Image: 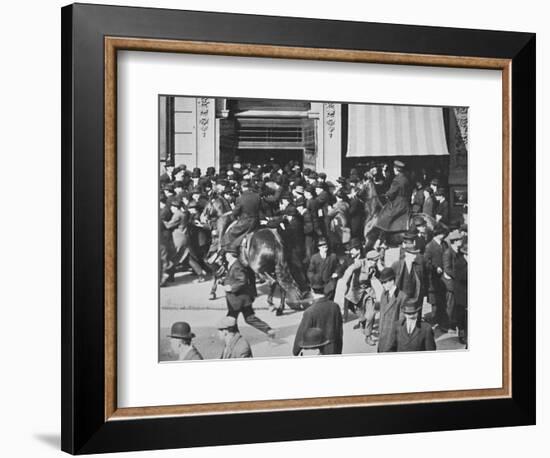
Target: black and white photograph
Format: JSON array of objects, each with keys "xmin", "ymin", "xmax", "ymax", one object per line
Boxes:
[{"xmin": 158, "ymin": 96, "xmax": 469, "ymax": 361}]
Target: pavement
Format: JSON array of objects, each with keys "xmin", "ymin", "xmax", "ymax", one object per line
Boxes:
[{"xmin": 160, "ymin": 269, "xmax": 466, "ymax": 361}]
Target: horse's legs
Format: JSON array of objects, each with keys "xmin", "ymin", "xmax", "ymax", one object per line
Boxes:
[
  {"xmin": 209, "ymin": 274, "xmax": 218, "ymax": 300},
  {"xmin": 267, "ymin": 282, "xmax": 276, "ymax": 308},
  {"xmin": 276, "ymin": 288, "xmax": 285, "ymax": 316}
]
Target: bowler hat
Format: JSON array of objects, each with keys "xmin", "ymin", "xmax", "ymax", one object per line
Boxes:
[
  {"xmin": 447, "ymin": 229, "xmax": 464, "ymax": 242},
  {"xmin": 318, "ymin": 238, "xmax": 328, "ymax": 247},
  {"xmin": 366, "ymin": 250, "xmax": 380, "ymax": 261},
  {"xmin": 380, "ymin": 267, "xmax": 395, "ymax": 283},
  {"xmin": 217, "ymin": 316, "xmax": 237, "ymax": 330},
  {"xmin": 300, "ymin": 327, "xmax": 330, "ymax": 349},
  {"xmin": 168, "ymin": 321, "xmax": 195, "ymax": 339},
  {"xmin": 430, "ymin": 178, "xmax": 440, "ymax": 186},
  {"xmin": 402, "ymin": 299, "xmax": 421, "ymax": 314},
  {"xmin": 402, "ymin": 230, "xmax": 418, "ymax": 241}
]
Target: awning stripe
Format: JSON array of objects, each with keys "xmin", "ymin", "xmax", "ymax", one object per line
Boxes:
[{"xmin": 347, "ymin": 104, "xmax": 449, "ymax": 157}]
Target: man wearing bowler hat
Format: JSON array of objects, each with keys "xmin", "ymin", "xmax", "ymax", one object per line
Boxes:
[
  {"xmin": 307, "ymin": 238, "xmax": 340, "ymax": 300},
  {"xmin": 376, "ymin": 160, "xmax": 411, "ymax": 233},
  {"xmin": 392, "ymin": 236, "xmax": 427, "ymax": 310},
  {"xmin": 387, "ymin": 298, "xmax": 436, "ymax": 352},
  {"xmin": 442, "ymin": 229, "xmax": 465, "ymax": 334},
  {"xmin": 217, "ymin": 316, "xmax": 252, "ymax": 359},
  {"xmin": 424, "ymin": 223, "xmax": 449, "ymax": 328},
  {"xmin": 377, "ymin": 267, "xmax": 409, "ymax": 353},
  {"xmin": 168, "ymin": 321, "xmax": 203, "ymax": 360},
  {"xmin": 222, "ymin": 244, "xmax": 276, "ymax": 339}
]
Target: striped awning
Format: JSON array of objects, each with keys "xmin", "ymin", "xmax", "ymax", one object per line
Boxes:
[{"xmin": 347, "ymin": 104, "xmax": 449, "ymax": 157}]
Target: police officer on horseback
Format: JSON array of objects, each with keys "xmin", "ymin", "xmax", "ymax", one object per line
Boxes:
[{"xmin": 375, "ymin": 160, "xmax": 411, "ymax": 233}]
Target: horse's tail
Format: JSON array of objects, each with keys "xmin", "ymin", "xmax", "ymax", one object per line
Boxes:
[{"xmin": 270, "ymin": 230, "xmax": 303, "ymax": 304}]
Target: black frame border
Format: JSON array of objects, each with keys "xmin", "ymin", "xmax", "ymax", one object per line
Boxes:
[{"xmin": 61, "ymin": 3, "xmax": 535, "ymax": 454}]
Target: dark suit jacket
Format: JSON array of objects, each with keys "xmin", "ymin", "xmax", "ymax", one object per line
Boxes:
[
  {"xmin": 391, "ymin": 256, "xmax": 427, "ymax": 303},
  {"xmin": 454, "ymin": 254, "xmax": 468, "ymax": 306},
  {"xmin": 442, "ymin": 247, "xmax": 460, "ymax": 292},
  {"xmin": 233, "ymin": 190, "xmax": 261, "ymax": 218},
  {"xmin": 377, "ymin": 289, "xmax": 408, "ymax": 352},
  {"xmin": 388, "ymin": 317, "xmax": 436, "ymax": 352},
  {"xmin": 424, "ymin": 239, "xmax": 447, "ymax": 301},
  {"xmin": 293, "ymin": 298, "xmax": 343, "ymax": 355},
  {"xmin": 224, "ymin": 260, "xmax": 257, "ymax": 311},
  {"xmin": 436, "ymin": 199, "xmax": 450, "ymax": 225},
  {"xmin": 307, "ymin": 253, "xmax": 339, "ymax": 292},
  {"xmin": 348, "ymin": 196, "xmax": 365, "ymax": 237},
  {"xmin": 220, "ymin": 333, "xmax": 253, "ymax": 359}
]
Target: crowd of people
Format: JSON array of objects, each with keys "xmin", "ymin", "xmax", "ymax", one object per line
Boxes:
[{"xmin": 159, "ymin": 156, "xmax": 468, "ymax": 360}]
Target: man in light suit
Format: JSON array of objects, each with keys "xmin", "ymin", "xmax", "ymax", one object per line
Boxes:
[{"xmin": 217, "ymin": 316, "xmax": 252, "ymax": 359}]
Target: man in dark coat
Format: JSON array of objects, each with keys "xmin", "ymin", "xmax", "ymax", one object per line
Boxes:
[
  {"xmin": 377, "ymin": 268, "xmax": 409, "ymax": 353},
  {"xmin": 159, "ymin": 195, "xmax": 175, "ymax": 286},
  {"xmin": 376, "ymin": 160, "xmax": 411, "ymax": 232},
  {"xmin": 223, "ymin": 245, "xmax": 275, "ymax": 338},
  {"xmin": 296, "ymin": 197, "xmax": 316, "ymax": 266},
  {"xmin": 392, "ymin": 244, "xmax": 427, "ymax": 309},
  {"xmin": 348, "ymin": 186, "xmax": 365, "ymax": 239},
  {"xmin": 387, "ymin": 299, "xmax": 436, "ymax": 352},
  {"xmin": 455, "ymin": 242, "xmax": 468, "ymax": 345},
  {"xmin": 292, "ymin": 292, "xmax": 343, "ymax": 356},
  {"xmin": 222, "ymin": 180, "xmax": 261, "ymax": 250},
  {"xmin": 282, "ymin": 205, "xmax": 308, "ymax": 290},
  {"xmin": 424, "ymin": 224, "xmax": 448, "ymax": 327},
  {"xmin": 307, "ymin": 238, "xmax": 340, "ymax": 300},
  {"xmin": 435, "ymin": 187, "xmax": 450, "ymax": 225},
  {"xmin": 442, "ymin": 230, "xmax": 465, "ymax": 333}
]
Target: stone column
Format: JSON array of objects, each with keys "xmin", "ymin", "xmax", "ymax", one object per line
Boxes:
[
  {"xmin": 195, "ymin": 98, "xmax": 216, "ymax": 171},
  {"xmin": 319, "ymin": 102, "xmax": 342, "ymax": 179}
]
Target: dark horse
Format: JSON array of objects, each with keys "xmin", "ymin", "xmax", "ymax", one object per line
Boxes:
[
  {"xmin": 360, "ymin": 176, "xmax": 436, "ymax": 250},
  {"xmin": 201, "ymin": 198, "xmax": 310, "ymax": 308}
]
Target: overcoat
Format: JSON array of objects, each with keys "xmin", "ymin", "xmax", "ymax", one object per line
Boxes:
[
  {"xmin": 348, "ymin": 196, "xmax": 365, "ymax": 238},
  {"xmin": 388, "ymin": 317, "xmax": 436, "ymax": 352},
  {"xmin": 391, "ymin": 256, "xmax": 427, "ymax": 303},
  {"xmin": 377, "ymin": 288, "xmax": 409, "ymax": 352},
  {"xmin": 376, "ymin": 173, "xmax": 411, "ymax": 232},
  {"xmin": 424, "ymin": 239, "xmax": 447, "ymax": 303},
  {"xmin": 307, "ymin": 252, "xmax": 339, "ymax": 292},
  {"xmin": 292, "ymin": 297, "xmax": 343, "ymax": 356}
]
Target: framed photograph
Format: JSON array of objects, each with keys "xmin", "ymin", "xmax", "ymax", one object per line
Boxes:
[{"xmin": 61, "ymin": 3, "xmax": 536, "ymax": 454}]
